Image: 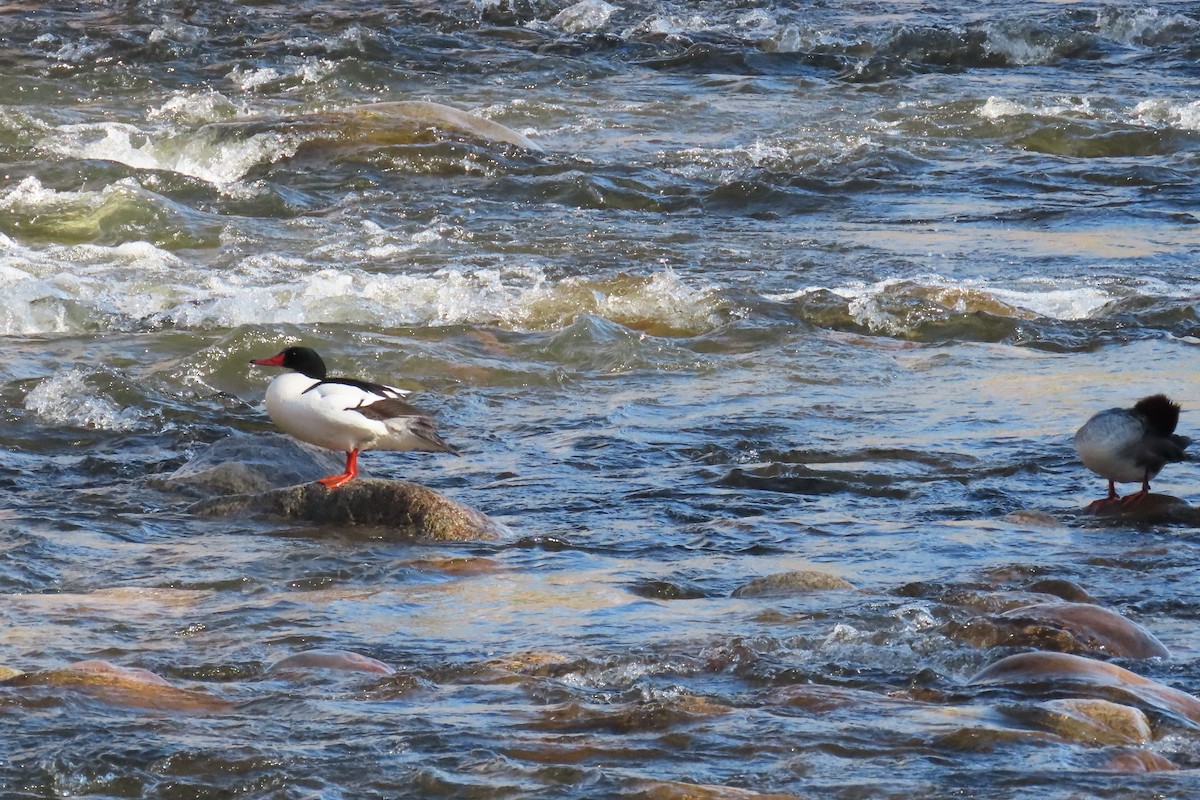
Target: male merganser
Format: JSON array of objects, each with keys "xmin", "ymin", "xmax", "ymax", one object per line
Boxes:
[
  {"xmin": 250, "ymin": 346, "xmax": 459, "ymax": 489},
  {"xmin": 1074, "ymin": 394, "xmax": 1190, "ymax": 512}
]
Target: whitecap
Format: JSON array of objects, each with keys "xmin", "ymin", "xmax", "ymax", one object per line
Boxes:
[
  {"xmin": 24, "ymin": 369, "xmax": 145, "ymax": 432},
  {"xmin": 148, "ymin": 91, "xmax": 244, "ymax": 125},
  {"xmin": 550, "ymin": 0, "xmax": 620, "ymax": 33},
  {"xmin": 771, "ymin": 275, "xmax": 1118, "ymax": 335},
  {"xmin": 1132, "ymin": 99, "xmax": 1200, "ymax": 131},
  {"xmin": 978, "ymin": 96, "xmax": 1028, "ymax": 120},
  {"xmin": 43, "ymin": 121, "xmax": 301, "ymax": 187}
]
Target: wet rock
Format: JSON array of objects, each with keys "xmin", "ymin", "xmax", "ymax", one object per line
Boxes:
[
  {"xmin": 626, "ymin": 577, "xmax": 709, "ymax": 600},
  {"xmin": 1038, "ymin": 698, "xmax": 1154, "ymax": 745},
  {"xmin": 1084, "ymin": 493, "xmax": 1194, "ymax": 522},
  {"xmin": 895, "ymin": 582, "xmax": 1059, "ymax": 613},
  {"xmin": 153, "ymin": 433, "xmax": 345, "ymax": 495},
  {"xmin": 403, "ymin": 555, "xmax": 506, "ymax": 576},
  {"xmin": 626, "ymin": 779, "xmax": 800, "ymax": 800},
  {"xmin": 999, "ymin": 509, "xmax": 1064, "ymax": 528},
  {"xmin": 776, "ymin": 684, "xmax": 904, "ymax": 713},
  {"xmin": 486, "ymin": 650, "xmax": 574, "ymax": 677},
  {"xmin": 1024, "ymin": 579, "xmax": 1096, "ymax": 604},
  {"xmin": 199, "ymin": 101, "xmax": 542, "ymax": 155},
  {"xmin": 191, "ymin": 478, "xmax": 505, "ymax": 541},
  {"xmin": 306, "ymin": 101, "xmax": 543, "ymax": 152},
  {"xmin": 1104, "ymin": 748, "xmax": 1178, "ymax": 773},
  {"xmin": 994, "ymin": 602, "xmax": 1168, "ymax": 659},
  {"xmin": 732, "ymin": 570, "xmax": 854, "ymax": 598},
  {"xmin": 968, "ymin": 651, "xmax": 1200, "ymax": 725},
  {"xmin": 1, "ymin": 659, "xmax": 230, "ymax": 712},
  {"xmin": 0, "ymin": 666, "xmax": 23, "ymax": 681},
  {"xmin": 268, "ymin": 649, "xmax": 395, "ymax": 676},
  {"xmin": 530, "ymin": 695, "xmax": 732, "ymax": 734}
]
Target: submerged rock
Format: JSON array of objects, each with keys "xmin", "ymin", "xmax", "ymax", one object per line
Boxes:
[
  {"xmin": 268, "ymin": 649, "xmax": 395, "ymax": 676},
  {"xmin": 202, "ymin": 100, "xmax": 542, "ymax": 155},
  {"xmin": 999, "ymin": 509, "xmax": 1064, "ymax": 528},
  {"xmin": 626, "ymin": 779, "xmax": 799, "ymax": 800},
  {"xmin": 306, "ymin": 101, "xmax": 543, "ymax": 152},
  {"xmin": 1037, "ymin": 698, "xmax": 1153, "ymax": 746},
  {"xmin": 732, "ymin": 570, "xmax": 854, "ymax": 598},
  {"xmin": 154, "ymin": 433, "xmax": 345, "ymax": 495},
  {"xmin": 994, "ymin": 602, "xmax": 1169, "ymax": 659},
  {"xmin": 1104, "ymin": 748, "xmax": 1178, "ymax": 773},
  {"xmin": 1, "ymin": 659, "xmax": 229, "ymax": 713},
  {"xmin": 968, "ymin": 651, "xmax": 1200, "ymax": 726},
  {"xmin": 1024, "ymin": 579, "xmax": 1096, "ymax": 604},
  {"xmin": 191, "ymin": 478, "xmax": 504, "ymax": 541}
]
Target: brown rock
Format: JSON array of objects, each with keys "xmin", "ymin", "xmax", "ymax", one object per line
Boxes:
[
  {"xmin": 1104, "ymin": 749, "xmax": 1178, "ymax": 773},
  {"xmin": 190, "ymin": 478, "xmax": 505, "ymax": 541},
  {"xmin": 968, "ymin": 652, "xmax": 1200, "ymax": 725},
  {"xmin": 999, "ymin": 509, "xmax": 1064, "ymax": 528},
  {"xmin": 732, "ymin": 570, "xmax": 854, "ymax": 598},
  {"xmin": 2, "ymin": 659, "xmax": 230, "ymax": 713},
  {"xmin": 626, "ymin": 779, "xmax": 801, "ymax": 800},
  {"xmin": 1084, "ymin": 493, "xmax": 1193, "ymax": 522},
  {"xmin": 268, "ymin": 649, "xmax": 395, "ymax": 676},
  {"xmin": 995, "ymin": 602, "xmax": 1168, "ymax": 659},
  {"xmin": 1024, "ymin": 579, "xmax": 1096, "ymax": 604},
  {"xmin": 1039, "ymin": 698, "xmax": 1153, "ymax": 745}
]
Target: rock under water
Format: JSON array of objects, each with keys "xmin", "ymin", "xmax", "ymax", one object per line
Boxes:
[
  {"xmin": 268, "ymin": 649, "xmax": 396, "ymax": 676},
  {"xmin": 994, "ymin": 602, "xmax": 1169, "ymax": 660},
  {"xmin": 153, "ymin": 432, "xmax": 346, "ymax": 495},
  {"xmin": 731, "ymin": 570, "xmax": 855, "ymax": 598},
  {"xmin": 1, "ymin": 659, "xmax": 230, "ymax": 713},
  {"xmin": 969, "ymin": 651, "xmax": 1200, "ymax": 726}
]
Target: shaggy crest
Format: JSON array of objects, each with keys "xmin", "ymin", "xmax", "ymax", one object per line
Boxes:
[{"xmin": 1134, "ymin": 394, "xmax": 1181, "ymax": 437}]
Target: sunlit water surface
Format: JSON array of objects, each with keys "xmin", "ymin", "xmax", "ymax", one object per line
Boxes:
[{"xmin": 2, "ymin": 1, "xmax": 1200, "ymax": 797}]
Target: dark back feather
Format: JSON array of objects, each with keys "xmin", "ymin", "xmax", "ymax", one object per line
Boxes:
[{"xmin": 1134, "ymin": 394, "xmax": 1182, "ymax": 437}]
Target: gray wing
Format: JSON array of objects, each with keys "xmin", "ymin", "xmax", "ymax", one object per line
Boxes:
[{"xmin": 351, "ymin": 397, "xmax": 460, "ymax": 455}]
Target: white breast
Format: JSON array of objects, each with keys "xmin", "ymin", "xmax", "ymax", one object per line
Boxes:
[{"xmin": 263, "ymin": 373, "xmax": 391, "ymax": 453}]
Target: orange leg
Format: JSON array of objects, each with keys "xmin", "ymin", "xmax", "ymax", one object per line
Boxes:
[
  {"xmin": 318, "ymin": 450, "xmax": 360, "ymax": 489},
  {"xmin": 1084, "ymin": 480, "xmax": 1121, "ymax": 514},
  {"xmin": 1118, "ymin": 474, "xmax": 1152, "ymax": 508}
]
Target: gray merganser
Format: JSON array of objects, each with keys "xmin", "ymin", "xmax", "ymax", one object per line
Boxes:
[{"xmin": 1074, "ymin": 394, "xmax": 1190, "ymax": 513}]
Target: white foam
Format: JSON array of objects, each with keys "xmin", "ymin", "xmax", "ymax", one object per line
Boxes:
[
  {"xmin": 771, "ymin": 275, "xmax": 1118, "ymax": 334},
  {"xmin": 978, "ymin": 96, "xmax": 1028, "ymax": 120},
  {"xmin": 1097, "ymin": 7, "xmax": 1198, "ymax": 44},
  {"xmin": 148, "ymin": 91, "xmax": 244, "ymax": 125},
  {"xmin": 0, "ymin": 234, "xmax": 184, "ymax": 335},
  {"xmin": 983, "ymin": 26, "xmax": 1058, "ymax": 66},
  {"xmin": 226, "ymin": 59, "xmax": 334, "ymax": 91},
  {"xmin": 43, "ymin": 121, "xmax": 301, "ymax": 188},
  {"xmin": 159, "ymin": 260, "xmax": 717, "ymax": 332},
  {"xmin": 24, "ymin": 369, "xmax": 146, "ymax": 432},
  {"xmin": 1132, "ymin": 99, "xmax": 1200, "ymax": 131},
  {"xmin": 977, "ymin": 95, "xmax": 1094, "ymax": 120},
  {"xmin": 550, "ymin": 0, "xmax": 620, "ymax": 33}
]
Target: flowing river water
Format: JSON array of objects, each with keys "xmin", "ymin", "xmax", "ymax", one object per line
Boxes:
[{"xmin": 2, "ymin": 1, "xmax": 1200, "ymax": 797}]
